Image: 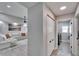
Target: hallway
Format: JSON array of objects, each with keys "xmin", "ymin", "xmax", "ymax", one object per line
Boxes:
[{"xmin": 51, "ymin": 42, "xmax": 71, "ymax": 56}]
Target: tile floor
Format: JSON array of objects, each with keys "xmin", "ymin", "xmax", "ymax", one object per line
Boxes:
[{"xmin": 51, "ymin": 42, "xmax": 72, "ymax": 56}]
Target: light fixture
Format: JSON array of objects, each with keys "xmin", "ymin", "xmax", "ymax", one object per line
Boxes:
[
  {"xmin": 60, "ymin": 6, "xmax": 67, "ymax": 10},
  {"xmin": 0, "ymin": 21, "xmax": 3, "ymax": 24},
  {"xmin": 7, "ymin": 5, "xmax": 11, "ymax": 8},
  {"xmin": 13, "ymin": 23, "xmax": 18, "ymax": 26}
]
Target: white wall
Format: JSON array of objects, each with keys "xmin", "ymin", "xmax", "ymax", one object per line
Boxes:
[
  {"xmin": 28, "ymin": 3, "xmax": 56, "ymax": 56},
  {"xmin": 0, "ymin": 13, "xmax": 23, "ymax": 24},
  {"xmin": 43, "ymin": 3, "xmax": 56, "ymax": 56},
  {"xmin": 28, "ymin": 3, "xmax": 43, "ymax": 56},
  {"xmin": 73, "ymin": 4, "xmax": 79, "ymax": 55},
  {"xmin": 75, "ymin": 4, "xmax": 79, "ymax": 16},
  {"xmin": 72, "ymin": 17, "xmax": 78, "ymax": 55}
]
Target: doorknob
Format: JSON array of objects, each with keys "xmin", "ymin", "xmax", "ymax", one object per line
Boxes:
[
  {"xmin": 77, "ymin": 37, "xmax": 79, "ymax": 40},
  {"xmin": 71, "ymin": 34, "xmax": 72, "ymax": 36},
  {"xmin": 49, "ymin": 41, "xmax": 51, "ymax": 43},
  {"xmin": 71, "ymin": 22, "xmax": 72, "ymax": 24}
]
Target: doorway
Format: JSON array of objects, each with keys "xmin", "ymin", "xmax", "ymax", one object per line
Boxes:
[{"xmin": 57, "ymin": 20, "xmax": 72, "ymax": 56}]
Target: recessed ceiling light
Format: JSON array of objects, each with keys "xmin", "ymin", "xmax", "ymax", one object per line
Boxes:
[
  {"xmin": 13, "ymin": 23, "xmax": 18, "ymax": 26},
  {"xmin": 60, "ymin": 6, "xmax": 67, "ymax": 10},
  {"xmin": 7, "ymin": 5, "xmax": 11, "ymax": 8},
  {"xmin": 0, "ymin": 21, "xmax": 3, "ymax": 24}
]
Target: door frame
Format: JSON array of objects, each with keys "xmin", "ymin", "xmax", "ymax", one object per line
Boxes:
[{"xmin": 56, "ymin": 18, "xmax": 73, "ymax": 51}]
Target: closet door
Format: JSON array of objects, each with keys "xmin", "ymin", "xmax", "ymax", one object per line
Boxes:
[{"xmin": 47, "ymin": 15, "xmax": 55, "ymax": 56}]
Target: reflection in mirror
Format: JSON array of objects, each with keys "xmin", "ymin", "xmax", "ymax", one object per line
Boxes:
[{"xmin": 0, "ymin": 2, "xmax": 28, "ymax": 56}]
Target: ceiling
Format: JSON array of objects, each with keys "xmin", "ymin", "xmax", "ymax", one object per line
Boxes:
[
  {"xmin": 18, "ymin": 2, "xmax": 38, "ymax": 8},
  {"xmin": 0, "ymin": 2, "xmax": 27, "ymax": 18},
  {"xmin": 0, "ymin": 2, "xmax": 28, "ymax": 24},
  {"xmin": 0, "ymin": 2, "xmax": 78, "ymax": 18},
  {"xmin": 47, "ymin": 2, "xmax": 78, "ymax": 16}
]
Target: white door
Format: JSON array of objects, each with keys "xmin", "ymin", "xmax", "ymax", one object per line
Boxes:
[
  {"xmin": 71, "ymin": 17, "xmax": 79, "ymax": 56},
  {"xmin": 47, "ymin": 16, "xmax": 55, "ymax": 56},
  {"xmin": 76, "ymin": 17, "xmax": 79, "ymax": 55}
]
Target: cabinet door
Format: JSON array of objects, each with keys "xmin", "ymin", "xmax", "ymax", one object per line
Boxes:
[{"xmin": 47, "ymin": 16, "xmax": 55, "ymax": 56}]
